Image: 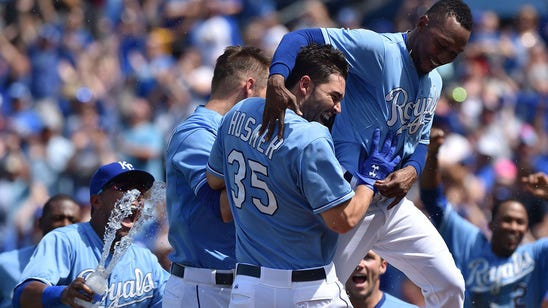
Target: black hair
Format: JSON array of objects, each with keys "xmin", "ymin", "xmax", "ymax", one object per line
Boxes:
[
  {"xmin": 42, "ymin": 194, "xmax": 78, "ymax": 216},
  {"xmin": 426, "ymin": 0, "xmax": 473, "ymax": 31},
  {"xmin": 285, "ymin": 44, "xmax": 349, "ymax": 89},
  {"xmin": 491, "ymin": 199, "xmax": 527, "ymax": 221}
]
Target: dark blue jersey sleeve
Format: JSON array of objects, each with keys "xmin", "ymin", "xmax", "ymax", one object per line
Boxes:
[
  {"xmin": 404, "ymin": 143, "xmax": 427, "ymax": 175},
  {"xmin": 270, "ymin": 28, "xmax": 325, "ymax": 78}
]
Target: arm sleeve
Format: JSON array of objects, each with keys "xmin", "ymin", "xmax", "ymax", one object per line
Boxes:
[
  {"xmin": 404, "ymin": 143, "xmax": 427, "ymax": 175},
  {"xmin": 269, "ymin": 28, "xmax": 325, "ymax": 78},
  {"xmin": 419, "ymin": 185, "xmax": 447, "ymax": 229}
]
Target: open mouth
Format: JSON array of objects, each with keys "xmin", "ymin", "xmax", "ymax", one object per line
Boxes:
[
  {"xmin": 351, "ymin": 273, "xmax": 368, "ymax": 285},
  {"xmin": 121, "ymin": 209, "xmax": 139, "ymax": 228}
]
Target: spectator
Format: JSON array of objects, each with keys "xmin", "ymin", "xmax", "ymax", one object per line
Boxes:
[{"xmin": 0, "ymin": 194, "xmax": 80, "ymax": 308}]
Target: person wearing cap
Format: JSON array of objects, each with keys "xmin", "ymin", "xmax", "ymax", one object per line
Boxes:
[
  {"xmin": 12, "ymin": 161, "xmax": 169, "ymax": 308},
  {"xmin": 0, "ymin": 194, "xmax": 81, "ymax": 308}
]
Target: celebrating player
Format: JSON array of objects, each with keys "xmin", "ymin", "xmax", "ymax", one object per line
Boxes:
[
  {"xmin": 0, "ymin": 194, "xmax": 81, "ymax": 308},
  {"xmin": 420, "ymin": 128, "xmax": 548, "ymax": 307},
  {"xmin": 346, "ymin": 250, "xmax": 418, "ymax": 308},
  {"xmin": 164, "ymin": 46, "xmax": 270, "ymax": 307},
  {"xmin": 12, "ymin": 161, "xmax": 169, "ymax": 307},
  {"xmin": 258, "ymin": 0, "xmax": 472, "ymax": 306},
  {"xmin": 206, "ymin": 44, "xmax": 400, "ymax": 307}
]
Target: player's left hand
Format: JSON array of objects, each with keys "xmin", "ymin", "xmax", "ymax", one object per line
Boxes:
[
  {"xmin": 61, "ymin": 277, "xmax": 93, "ymax": 307},
  {"xmin": 374, "ymin": 165, "xmax": 418, "ymax": 209}
]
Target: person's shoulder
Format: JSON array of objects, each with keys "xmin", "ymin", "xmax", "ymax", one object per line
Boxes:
[{"xmin": 382, "ymin": 292, "xmax": 419, "ymax": 307}]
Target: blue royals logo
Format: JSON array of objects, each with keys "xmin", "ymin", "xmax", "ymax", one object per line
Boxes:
[{"xmin": 385, "ymin": 87, "xmax": 437, "ymax": 135}]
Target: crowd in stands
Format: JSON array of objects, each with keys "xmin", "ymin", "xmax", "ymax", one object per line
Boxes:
[{"xmin": 0, "ymin": 0, "xmax": 547, "ymax": 305}]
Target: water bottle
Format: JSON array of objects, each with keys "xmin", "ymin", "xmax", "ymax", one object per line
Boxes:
[{"xmin": 74, "ymin": 270, "xmax": 107, "ymax": 308}]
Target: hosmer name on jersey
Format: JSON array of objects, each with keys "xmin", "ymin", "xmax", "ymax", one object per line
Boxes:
[
  {"xmin": 227, "ymin": 110, "xmax": 283, "ymax": 160},
  {"xmin": 385, "ymin": 87, "xmax": 437, "ymax": 135},
  {"xmin": 467, "ymin": 252, "xmax": 535, "ymax": 293}
]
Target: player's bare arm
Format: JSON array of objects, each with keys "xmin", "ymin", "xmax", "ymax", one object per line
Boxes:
[
  {"xmin": 522, "ymin": 172, "xmax": 548, "ymax": 200},
  {"xmin": 420, "ymin": 128, "xmax": 445, "ymax": 190},
  {"xmin": 259, "ymin": 74, "xmax": 299, "ymax": 141},
  {"xmin": 206, "ymin": 173, "xmax": 233, "ymax": 222},
  {"xmin": 19, "ymin": 278, "xmax": 93, "ymax": 308}
]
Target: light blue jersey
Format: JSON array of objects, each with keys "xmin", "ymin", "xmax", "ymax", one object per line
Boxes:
[
  {"xmin": 0, "ymin": 245, "xmax": 34, "ymax": 308},
  {"xmin": 17, "ymin": 222, "xmax": 169, "ymax": 307},
  {"xmin": 322, "ymin": 28, "xmax": 440, "ymax": 175},
  {"xmin": 377, "ymin": 293, "xmax": 418, "ymax": 308},
  {"xmin": 165, "ymin": 105, "xmax": 236, "ymax": 269},
  {"xmin": 207, "ymin": 98, "xmax": 355, "ymax": 269},
  {"xmin": 423, "ymin": 189, "xmax": 548, "ymax": 307}
]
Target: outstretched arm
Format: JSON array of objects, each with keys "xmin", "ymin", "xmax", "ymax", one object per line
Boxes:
[
  {"xmin": 259, "ymin": 28, "xmax": 325, "ymax": 140},
  {"xmin": 418, "ymin": 128, "xmax": 447, "ymax": 228}
]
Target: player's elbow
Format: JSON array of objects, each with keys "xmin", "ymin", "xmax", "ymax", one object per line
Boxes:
[{"xmin": 206, "ymin": 171, "xmax": 225, "ymax": 190}]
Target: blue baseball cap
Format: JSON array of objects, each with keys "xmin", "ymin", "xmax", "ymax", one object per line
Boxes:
[{"xmin": 90, "ymin": 161, "xmax": 154, "ymax": 196}]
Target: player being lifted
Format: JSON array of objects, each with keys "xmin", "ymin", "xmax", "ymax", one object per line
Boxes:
[
  {"xmin": 206, "ymin": 44, "xmax": 400, "ymax": 307},
  {"xmin": 259, "ymin": 0, "xmax": 472, "ymax": 307}
]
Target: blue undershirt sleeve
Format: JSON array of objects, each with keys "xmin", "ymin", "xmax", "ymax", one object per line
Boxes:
[
  {"xmin": 404, "ymin": 143, "xmax": 427, "ymax": 175},
  {"xmin": 420, "ymin": 186, "xmax": 447, "ymax": 229},
  {"xmin": 12, "ymin": 280, "xmax": 33, "ymax": 308},
  {"xmin": 270, "ymin": 28, "xmax": 325, "ymax": 78}
]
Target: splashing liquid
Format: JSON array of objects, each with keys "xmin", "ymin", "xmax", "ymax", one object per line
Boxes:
[{"xmin": 75, "ymin": 182, "xmax": 166, "ymax": 307}]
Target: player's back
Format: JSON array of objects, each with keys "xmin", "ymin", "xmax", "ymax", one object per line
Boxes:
[{"xmin": 210, "ymin": 98, "xmax": 352, "ymax": 270}]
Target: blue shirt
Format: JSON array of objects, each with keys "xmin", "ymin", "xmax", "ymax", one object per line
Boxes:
[
  {"xmin": 269, "ymin": 28, "xmax": 434, "ymax": 178},
  {"xmin": 322, "ymin": 28, "xmax": 438, "ymax": 176},
  {"xmin": 422, "ymin": 188, "xmax": 548, "ymax": 307},
  {"xmin": 207, "ymin": 98, "xmax": 354, "ymax": 269},
  {"xmin": 15, "ymin": 222, "xmax": 168, "ymax": 307},
  {"xmin": 0, "ymin": 246, "xmax": 34, "ymax": 308},
  {"xmin": 165, "ymin": 105, "xmax": 236, "ymax": 269},
  {"xmin": 376, "ymin": 292, "xmax": 418, "ymax": 308}
]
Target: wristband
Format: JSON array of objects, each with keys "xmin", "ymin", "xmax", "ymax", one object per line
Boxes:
[{"xmin": 42, "ymin": 286, "xmax": 66, "ymax": 307}]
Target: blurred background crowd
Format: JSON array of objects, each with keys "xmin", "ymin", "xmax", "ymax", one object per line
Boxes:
[{"xmin": 0, "ymin": 0, "xmax": 547, "ymax": 305}]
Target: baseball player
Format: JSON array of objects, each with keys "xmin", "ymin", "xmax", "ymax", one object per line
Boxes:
[
  {"xmin": 0, "ymin": 194, "xmax": 80, "ymax": 308},
  {"xmin": 346, "ymin": 250, "xmax": 418, "ymax": 308},
  {"xmin": 12, "ymin": 161, "xmax": 169, "ymax": 307},
  {"xmin": 420, "ymin": 128, "xmax": 548, "ymax": 307},
  {"xmin": 259, "ymin": 1, "xmax": 472, "ymax": 306},
  {"xmin": 164, "ymin": 46, "xmax": 270, "ymax": 307},
  {"xmin": 206, "ymin": 44, "xmax": 401, "ymax": 307}
]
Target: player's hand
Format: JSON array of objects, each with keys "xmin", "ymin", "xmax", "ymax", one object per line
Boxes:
[
  {"xmin": 521, "ymin": 172, "xmax": 548, "ymax": 200},
  {"xmin": 259, "ymin": 74, "xmax": 299, "ymax": 141},
  {"xmin": 61, "ymin": 277, "xmax": 93, "ymax": 307},
  {"xmin": 375, "ymin": 166, "xmax": 418, "ymax": 209},
  {"xmin": 355, "ymin": 128, "xmax": 401, "ymax": 192},
  {"xmin": 428, "ymin": 128, "xmax": 445, "ymax": 156}
]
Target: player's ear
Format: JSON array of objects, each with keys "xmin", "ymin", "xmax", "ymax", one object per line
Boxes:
[
  {"xmin": 417, "ymin": 15, "xmax": 430, "ymax": 30},
  {"xmin": 244, "ymin": 77, "xmax": 255, "ymax": 98},
  {"xmin": 298, "ymin": 75, "xmax": 312, "ymax": 96},
  {"xmin": 379, "ymin": 259, "xmax": 387, "ymax": 275}
]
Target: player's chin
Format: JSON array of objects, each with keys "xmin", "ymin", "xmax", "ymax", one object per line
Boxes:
[{"xmin": 321, "ymin": 114, "xmax": 336, "ymax": 131}]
